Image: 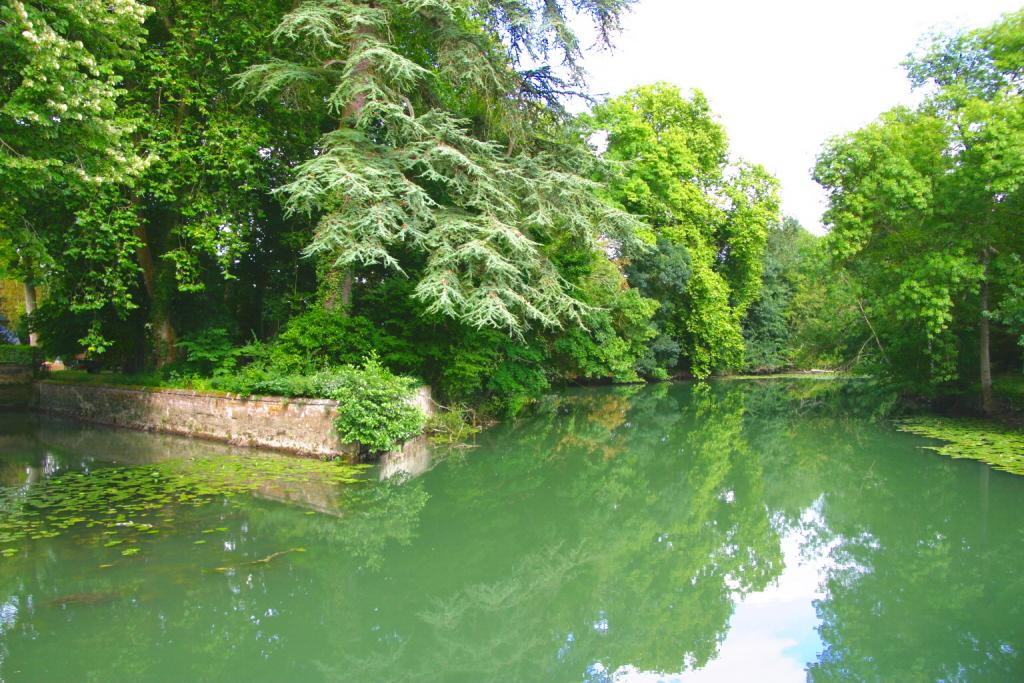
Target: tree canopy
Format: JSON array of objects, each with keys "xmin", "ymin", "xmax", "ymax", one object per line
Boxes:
[
  {"xmin": 590, "ymin": 83, "xmax": 780, "ymax": 377},
  {"xmin": 815, "ymin": 9, "xmax": 1024, "ymax": 410},
  {"xmin": 2, "ymin": 1, "xmax": 1018, "ymax": 415},
  {"xmin": 237, "ymin": 0, "xmax": 643, "ymax": 335}
]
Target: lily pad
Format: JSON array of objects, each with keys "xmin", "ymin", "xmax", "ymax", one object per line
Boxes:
[{"xmin": 0, "ymin": 452, "xmax": 369, "ymax": 556}]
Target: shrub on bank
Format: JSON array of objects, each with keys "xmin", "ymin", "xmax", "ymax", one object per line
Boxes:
[
  {"xmin": 209, "ymin": 355, "xmax": 426, "ymax": 454},
  {"xmin": 0, "ymin": 345, "xmax": 35, "ymax": 365},
  {"xmin": 316, "ymin": 359, "xmax": 427, "ymax": 454}
]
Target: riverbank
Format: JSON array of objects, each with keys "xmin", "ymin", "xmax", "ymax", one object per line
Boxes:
[
  {"xmin": 33, "ymin": 381, "xmax": 357, "ymax": 459},
  {"xmin": 26, "ymin": 370, "xmax": 433, "ymax": 461},
  {"xmin": 716, "ymin": 369, "xmax": 844, "ymax": 380}
]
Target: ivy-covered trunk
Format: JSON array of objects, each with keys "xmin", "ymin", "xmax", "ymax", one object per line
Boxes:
[
  {"xmin": 133, "ymin": 221, "xmax": 178, "ymax": 367},
  {"xmin": 321, "ymin": 268, "xmax": 353, "ymax": 313},
  {"xmin": 980, "ymin": 277, "xmax": 994, "ymax": 415},
  {"xmin": 318, "ymin": 4, "xmax": 375, "ymax": 315}
]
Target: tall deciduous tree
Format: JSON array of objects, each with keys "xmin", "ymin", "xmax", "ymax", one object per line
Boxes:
[
  {"xmin": 816, "ymin": 10, "xmax": 1024, "ymax": 410},
  {"xmin": 19, "ymin": 1, "xmax": 325, "ymax": 365},
  {"xmin": 0, "ymin": 0, "xmax": 150, "ymax": 347},
  {"xmin": 590, "ymin": 83, "xmax": 780, "ymax": 377},
  {"xmin": 115, "ymin": 0, "xmax": 322, "ymax": 364}
]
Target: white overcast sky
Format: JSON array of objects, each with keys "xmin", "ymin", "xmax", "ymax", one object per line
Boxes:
[{"xmin": 576, "ymin": 0, "xmax": 1024, "ymax": 233}]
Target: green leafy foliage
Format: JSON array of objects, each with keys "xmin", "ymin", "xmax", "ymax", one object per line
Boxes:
[
  {"xmin": 398, "ymin": 323, "xmax": 551, "ymax": 417},
  {"xmin": 896, "ymin": 417, "xmax": 1024, "ymax": 475},
  {"xmin": 0, "ymin": 345, "xmax": 34, "ymax": 365},
  {"xmin": 742, "ymin": 217, "xmax": 824, "ymax": 372},
  {"xmin": 176, "ymin": 328, "xmax": 245, "ymax": 376},
  {"xmin": 814, "ymin": 11, "xmax": 1024, "ymax": 402},
  {"xmin": 0, "ymin": 0, "xmax": 802, "ymax": 422},
  {"xmin": 0, "ymin": 0, "xmax": 151, "ymax": 350},
  {"xmin": 255, "ymin": 310, "xmax": 397, "ymax": 374},
  {"xmin": 992, "ymin": 255, "xmax": 1024, "ymax": 352},
  {"xmin": 551, "ymin": 257, "xmax": 659, "ymax": 383},
  {"xmin": 590, "ymin": 83, "xmax": 781, "ymax": 378},
  {"xmin": 3, "ymin": 0, "xmax": 325, "ymax": 363},
  {"xmin": 0, "ymin": 0, "xmax": 149, "ymax": 186},
  {"xmin": 15, "ymin": 0, "xmax": 1020, "ymax": 430},
  {"xmin": 239, "ymin": 0, "xmax": 640, "ymax": 336},
  {"xmin": 211, "ymin": 358, "xmax": 427, "ymax": 454},
  {"xmin": 323, "ymin": 357, "xmax": 427, "ymax": 454},
  {"xmin": 479, "ymin": 341, "xmax": 551, "ymax": 416}
]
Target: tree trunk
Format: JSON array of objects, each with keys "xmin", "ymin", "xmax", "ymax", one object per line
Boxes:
[
  {"xmin": 322, "ymin": 268, "xmax": 352, "ymax": 313},
  {"xmin": 22, "ymin": 279, "xmax": 38, "ymax": 347},
  {"xmin": 318, "ymin": 8, "xmax": 372, "ymax": 315},
  {"xmin": 133, "ymin": 222, "xmax": 178, "ymax": 366},
  {"xmin": 980, "ymin": 277, "xmax": 995, "ymax": 415},
  {"xmin": 341, "ymin": 271, "xmax": 353, "ymax": 309}
]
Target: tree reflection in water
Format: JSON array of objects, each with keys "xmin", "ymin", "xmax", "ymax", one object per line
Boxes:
[{"xmin": 327, "ymin": 381, "xmax": 786, "ymax": 680}]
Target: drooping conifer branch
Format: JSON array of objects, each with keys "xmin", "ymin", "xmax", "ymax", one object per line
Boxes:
[{"xmin": 239, "ymin": 0, "xmax": 640, "ymax": 334}]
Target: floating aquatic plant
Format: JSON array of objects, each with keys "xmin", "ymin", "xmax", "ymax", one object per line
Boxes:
[
  {"xmin": 896, "ymin": 417, "xmax": 1024, "ymax": 476},
  {"xmin": 0, "ymin": 454, "xmax": 369, "ymax": 558}
]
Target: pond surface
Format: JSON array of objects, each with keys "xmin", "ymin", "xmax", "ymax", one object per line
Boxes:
[{"xmin": 0, "ymin": 380, "xmax": 1022, "ymax": 682}]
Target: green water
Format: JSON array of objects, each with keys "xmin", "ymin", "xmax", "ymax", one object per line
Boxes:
[{"xmin": 1, "ymin": 380, "xmax": 1022, "ymax": 682}]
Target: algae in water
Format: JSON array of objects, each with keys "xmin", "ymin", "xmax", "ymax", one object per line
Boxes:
[
  {"xmin": 0, "ymin": 453, "xmax": 368, "ymax": 558},
  {"xmin": 896, "ymin": 417, "xmax": 1024, "ymax": 475}
]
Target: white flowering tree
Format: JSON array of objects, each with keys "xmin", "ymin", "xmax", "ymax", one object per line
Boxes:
[{"xmin": 0, "ymin": 0, "xmax": 150, "ymax": 345}]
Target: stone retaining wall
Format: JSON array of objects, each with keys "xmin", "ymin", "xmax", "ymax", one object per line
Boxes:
[
  {"xmin": 0, "ymin": 364, "xmax": 32, "ymax": 409},
  {"xmin": 33, "ymin": 381, "xmax": 433, "ymax": 460}
]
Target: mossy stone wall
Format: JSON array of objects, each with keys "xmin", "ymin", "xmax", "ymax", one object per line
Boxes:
[
  {"xmin": 0, "ymin": 364, "xmax": 32, "ymax": 410},
  {"xmin": 33, "ymin": 382, "xmax": 432, "ymax": 459}
]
